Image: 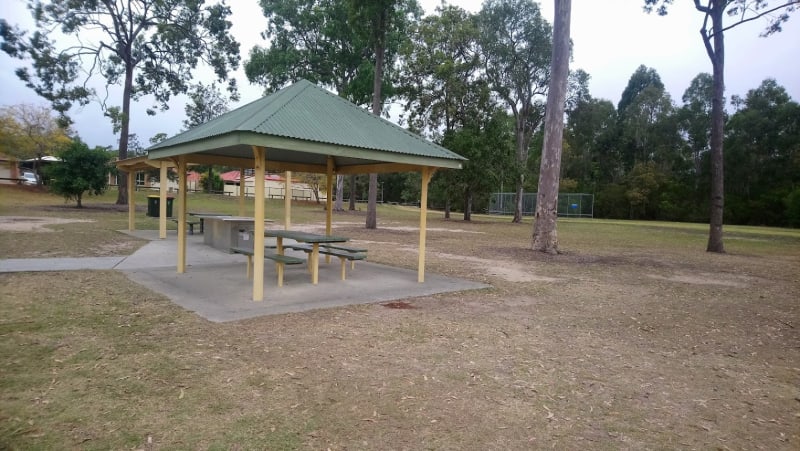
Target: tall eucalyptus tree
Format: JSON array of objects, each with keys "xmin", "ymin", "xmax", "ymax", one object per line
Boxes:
[
  {"xmin": 644, "ymin": 0, "xmax": 799, "ymax": 252},
  {"xmin": 531, "ymin": 0, "xmax": 572, "ymax": 253},
  {"xmin": 478, "ymin": 0, "xmax": 552, "ymax": 223}
]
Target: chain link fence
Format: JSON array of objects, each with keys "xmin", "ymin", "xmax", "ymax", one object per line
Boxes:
[{"xmin": 488, "ymin": 192, "xmax": 594, "ymax": 218}]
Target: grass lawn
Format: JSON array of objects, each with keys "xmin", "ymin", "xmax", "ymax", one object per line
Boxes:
[{"xmin": 1, "ymin": 184, "xmax": 799, "ymax": 450}]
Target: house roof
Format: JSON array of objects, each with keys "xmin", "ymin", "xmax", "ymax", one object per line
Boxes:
[
  {"xmin": 144, "ymin": 79, "xmax": 465, "ymax": 174},
  {"xmin": 220, "ymin": 171, "xmax": 285, "ymax": 182}
]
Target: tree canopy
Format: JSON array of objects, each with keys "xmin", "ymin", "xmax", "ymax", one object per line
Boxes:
[
  {"xmin": 643, "ymin": 0, "xmax": 800, "ymax": 251},
  {"xmin": 46, "ymin": 138, "xmax": 112, "ymax": 207},
  {"xmin": 1, "ymin": 0, "xmax": 241, "ymax": 205},
  {"xmin": 0, "ymin": 103, "xmax": 71, "ymax": 163}
]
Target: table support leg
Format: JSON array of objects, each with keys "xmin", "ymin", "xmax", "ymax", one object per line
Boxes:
[{"xmin": 311, "ymin": 243, "xmax": 319, "ymax": 284}]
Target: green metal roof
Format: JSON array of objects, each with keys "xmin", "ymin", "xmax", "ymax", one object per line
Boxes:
[{"xmin": 147, "ymin": 79, "xmax": 465, "ymax": 171}]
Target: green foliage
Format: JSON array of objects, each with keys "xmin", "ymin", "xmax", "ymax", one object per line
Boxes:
[
  {"xmin": 724, "ymin": 79, "xmax": 800, "ymax": 226},
  {"xmin": 564, "ymin": 98, "xmax": 619, "ymax": 189},
  {"xmin": 625, "ymin": 161, "xmax": 665, "ymax": 219},
  {"xmin": 644, "ymin": 0, "xmax": 798, "ymax": 36},
  {"xmin": 245, "ymin": 0, "xmax": 415, "ymax": 106},
  {"xmin": 45, "ymin": 139, "xmax": 112, "ymax": 207},
  {"xmin": 618, "ymin": 65, "xmax": 664, "ymax": 114},
  {"xmin": 1, "ymin": 0, "xmax": 240, "ymax": 203},
  {"xmin": 184, "ymin": 82, "xmax": 234, "ymax": 130},
  {"xmin": 399, "ymin": 4, "xmax": 484, "ymax": 137},
  {"xmin": 594, "ymin": 183, "xmax": 629, "ymax": 219},
  {"xmin": 199, "ymin": 172, "xmax": 224, "ymax": 193},
  {"xmin": 0, "ymin": 103, "xmax": 72, "ymax": 161},
  {"xmin": 785, "ymin": 187, "xmax": 800, "ymax": 227}
]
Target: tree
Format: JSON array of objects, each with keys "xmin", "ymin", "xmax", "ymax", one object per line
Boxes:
[
  {"xmin": 678, "ymin": 73, "xmax": 714, "ymax": 178},
  {"xmin": 245, "ymin": 0, "xmax": 375, "ymax": 212},
  {"xmin": 478, "ymin": 0, "xmax": 553, "ymax": 223},
  {"xmin": 442, "ymin": 110, "xmax": 515, "ymax": 221},
  {"xmin": 564, "ymin": 98, "xmax": 619, "ymax": 191},
  {"xmin": 618, "ymin": 65, "xmax": 665, "ymax": 114},
  {"xmin": 184, "ymin": 82, "xmax": 235, "ymax": 130},
  {"xmin": 298, "ymin": 172, "xmax": 327, "ymax": 204},
  {"xmin": 531, "ymin": 0, "xmax": 572, "ymax": 254},
  {"xmin": 349, "ymin": 0, "xmax": 420, "ymax": 229},
  {"xmin": 46, "ymin": 139, "xmax": 112, "ymax": 207},
  {"xmin": 725, "ymin": 79, "xmax": 800, "ymax": 225},
  {"xmin": 245, "ymin": 0, "xmax": 372, "ymax": 102},
  {"xmin": 399, "ymin": 4, "xmax": 483, "ymax": 138},
  {"xmin": 1, "ymin": 0, "xmax": 240, "ymax": 206},
  {"xmin": 0, "ymin": 104, "xmax": 72, "ymax": 181},
  {"xmin": 644, "ymin": 0, "xmax": 799, "ymax": 252},
  {"xmin": 619, "ymin": 84, "xmax": 680, "ymax": 170},
  {"xmin": 183, "ymin": 82, "xmax": 233, "ymax": 193},
  {"xmin": 399, "ymin": 4, "xmax": 514, "ymax": 220}
]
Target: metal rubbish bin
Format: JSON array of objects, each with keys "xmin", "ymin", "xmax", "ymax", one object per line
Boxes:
[{"xmin": 146, "ymin": 195, "xmax": 174, "ymax": 217}]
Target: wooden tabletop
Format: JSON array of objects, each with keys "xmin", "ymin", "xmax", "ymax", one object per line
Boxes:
[{"xmin": 265, "ymin": 229, "xmax": 348, "ymax": 243}]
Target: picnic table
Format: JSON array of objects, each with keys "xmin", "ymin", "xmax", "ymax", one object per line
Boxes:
[{"xmin": 266, "ymin": 230, "xmax": 348, "ymax": 285}]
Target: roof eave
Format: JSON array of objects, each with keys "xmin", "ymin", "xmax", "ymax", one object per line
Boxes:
[{"xmin": 147, "ymin": 131, "xmax": 464, "ymax": 171}]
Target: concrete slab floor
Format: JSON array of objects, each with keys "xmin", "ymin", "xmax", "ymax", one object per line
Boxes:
[{"xmin": 118, "ymin": 229, "xmax": 490, "ymax": 322}]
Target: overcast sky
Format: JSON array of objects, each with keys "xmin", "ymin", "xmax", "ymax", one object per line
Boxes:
[{"xmin": 1, "ymin": 0, "xmax": 798, "ymax": 149}]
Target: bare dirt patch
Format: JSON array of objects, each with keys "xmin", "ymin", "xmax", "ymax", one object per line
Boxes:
[
  {"xmin": 647, "ymin": 272, "xmax": 751, "ymax": 288},
  {"xmin": 0, "ymin": 216, "xmax": 93, "ymax": 232},
  {"xmin": 382, "ymin": 301, "xmax": 417, "ymax": 309}
]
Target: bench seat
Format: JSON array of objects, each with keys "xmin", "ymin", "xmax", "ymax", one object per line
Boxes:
[
  {"xmin": 169, "ymin": 218, "xmax": 201, "ymax": 235},
  {"xmin": 284, "ymin": 244, "xmax": 366, "ymax": 280},
  {"xmin": 231, "ymin": 246, "xmax": 304, "ymax": 286},
  {"xmin": 321, "ymin": 244, "xmax": 368, "ymax": 253}
]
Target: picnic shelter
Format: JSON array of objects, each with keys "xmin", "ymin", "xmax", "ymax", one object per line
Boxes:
[{"xmin": 116, "ymin": 79, "xmax": 466, "ymax": 301}]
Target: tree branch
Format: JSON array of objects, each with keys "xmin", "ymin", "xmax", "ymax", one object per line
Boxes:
[{"xmin": 716, "ymin": 0, "xmax": 800, "ymax": 35}]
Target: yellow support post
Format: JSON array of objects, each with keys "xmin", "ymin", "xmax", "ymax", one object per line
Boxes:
[
  {"xmin": 159, "ymin": 161, "xmax": 168, "ymax": 239},
  {"xmin": 326, "ymin": 157, "xmax": 334, "ymax": 236},
  {"xmin": 238, "ymin": 167, "xmax": 246, "ymax": 216},
  {"xmin": 177, "ymin": 156, "xmax": 187, "ymax": 273},
  {"xmin": 418, "ymin": 167, "xmax": 433, "ymax": 283},
  {"xmin": 127, "ymin": 170, "xmax": 136, "ymax": 231},
  {"xmin": 252, "ymin": 146, "xmax": 266, "ymax": 301},
  {"xmin": 284, "ymin": 170, "xmax": 291, "ymax": 230},
  {"xmin": 325, "ymin": 157, "xmax": 335, "ymax": 264}
]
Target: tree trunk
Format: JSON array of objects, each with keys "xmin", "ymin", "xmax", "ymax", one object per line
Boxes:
[
  {"xmin": 366, "ymin": 173, "xmax": 378, "ymax": 228},
  {"xmin": 366, "ymin": 23, "xmax": 386, "ymax": 230},
  {"xmin": 116, "ymin": 63, "xmax": 134, "ymax": 205},
  {"xmin": 532, "ymin": 0, "xmax": 572, "ymax": 254},
  {"xmin": 513, "ymin": 178, "xmax": 524, "ymax": 223},
  {"xmin": 349, "ymin": 175, "xmax": 356, "ymax": 210},
  {"xmin": 463, "ymin": 191, "xmax": 472, "ymax": 221},
  {"xmin": 334, "ymin": 175, "xmax": 344, "ymax": 211},
  {"xmin": 444, "ymin": 197, "xmax": 451, "ymax": 220},
  {"xmin": 512, "ymin": 120, "xmax": 526, "ymax": 223},
  {"xmin": 704, "ymin": 2, "xmax": 726, "ymax": 253}
]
